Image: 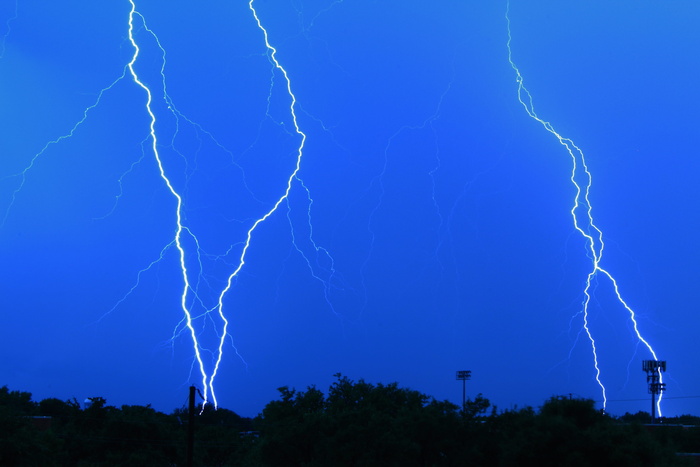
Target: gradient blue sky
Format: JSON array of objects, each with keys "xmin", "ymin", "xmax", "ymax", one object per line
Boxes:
[{"xmin": 1, "ymin": 0, "xmax": 699, "ymax": 417}]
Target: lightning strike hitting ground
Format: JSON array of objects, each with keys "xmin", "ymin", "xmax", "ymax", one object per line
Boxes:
[
  {"xmin": 205, "ymin": 0, "xmax": 314, "ymax": 407},
  {"xmin": 5, "ymin": 0, "xmax": 684, "ymax": 419},
  {"xmin": 126, "ymin": 0, "xmax": 212, "ymax": 403},
  {"xmin": 1, "ymin": 0, "xmax": 335, "ymax": 410},
  {"xmin": 505, "ymin": 2, "xmax": 663, "ymax": 414},
  {"xmin": 122, "ymin": 0, "xmax": 328, "ymax": 408}
]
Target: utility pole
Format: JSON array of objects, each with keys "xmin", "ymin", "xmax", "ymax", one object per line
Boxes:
[
  {"xmin": 642, "ymin": 360, "xmax": 667, "ymax": 424},
  {"xmin": 456, "ymin": 370, "xmax": 471, "ymax": 411},
  {"xmin": 187, "ymin": 385, "xmax": 195, "ymax": 467}
]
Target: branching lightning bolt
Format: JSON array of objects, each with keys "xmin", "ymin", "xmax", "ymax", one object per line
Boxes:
[
  {"xmin": 122, "ymin": 0, "xmax": 329, "ymax": 408},
  {"xmin": 126, "ymin": 0, "xmax": 211, "ymax": 403},
  {"xmin": 1, "ymin": 71, "xmax": 129, "ymax": 228},
  {"xmin": 505, "ymin": 2, "xmax": 663, "ymax": 414},
  {"xmin": 3, "ymin": 0, "xmax": 326, "ymax": 410},
  {"xmin": 286, "ymin": 178, "xmax": 340, "ymax": 316},
  {"xmin": 207, "ymin": 0, "xmax": 312, "ymax": 407}
]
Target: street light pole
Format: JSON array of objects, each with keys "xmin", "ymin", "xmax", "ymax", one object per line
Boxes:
[{"xmin": 456, "ymin": 370, "xmax": 471, "ymax": 410}]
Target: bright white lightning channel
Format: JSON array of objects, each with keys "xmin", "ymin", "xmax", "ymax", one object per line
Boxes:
[
  {"xmin": 125, "ymin": 0, "xmax": 317, "ymax": 408},
  {"xmin": 126, "ymin": 0, "xmax": 210, "ymax": 403},
  {"xmin": 208, "ymin": 0, "xmax": 311, "ymax": 407},
  {"xmin": 505, "ymin": 3, "xmax": 663, "ymax": 414},
  {"xmin": 3, "ymin": 1, "xmax": 321, "ymax": 409}
]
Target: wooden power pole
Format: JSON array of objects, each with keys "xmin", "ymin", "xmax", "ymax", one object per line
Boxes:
[{"xmin": 187, "ymin": 385, "xmax": 195, "ymax": 467}]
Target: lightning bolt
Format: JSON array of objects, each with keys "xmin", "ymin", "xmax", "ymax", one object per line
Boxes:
[
  {"xmin": 126, "ymin": 0, "xmax": 211, "ymax": 403},
  {"xmin": 207, "ymin": 0, "xmax": 314, "ymax": 407},
  {"xmin": 122, "ymin": 0, "xmax": 339, "ymax": 408},
  {"xmin": 2, "ymin": 0, "xmax": 328, "ymax": 410},
  {"xmin": 125, "ymin": 0, "xmax": 318, "ymax": 408},
  {"xmin": 505, "ymin": 2, "xmax": 663, "ymax": 414}
]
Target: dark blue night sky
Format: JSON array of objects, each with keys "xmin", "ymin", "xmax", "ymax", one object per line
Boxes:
[{"xmin": 1, "ymin": 0, "xmax": 699, "ymax": 417}]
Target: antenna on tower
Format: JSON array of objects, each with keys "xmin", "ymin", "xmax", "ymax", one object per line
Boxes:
[{"xmin": 642, "ymin": 360, "xmax": 666, "ymax": 424}]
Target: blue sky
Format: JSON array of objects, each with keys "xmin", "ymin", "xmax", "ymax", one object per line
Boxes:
[{"xmin": 1, "ymin": 0, "xmax": 699, "ymax": 417}]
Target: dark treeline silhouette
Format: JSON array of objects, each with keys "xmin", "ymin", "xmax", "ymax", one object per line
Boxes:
[{"xmin": 1, "ymin": 377, "xmax": 698, "ymax": 466}]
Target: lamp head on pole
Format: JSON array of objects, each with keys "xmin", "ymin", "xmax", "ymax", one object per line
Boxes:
[{"xmin": 456, "ymin": 370, "xmax": 471, "ymax": 381}]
